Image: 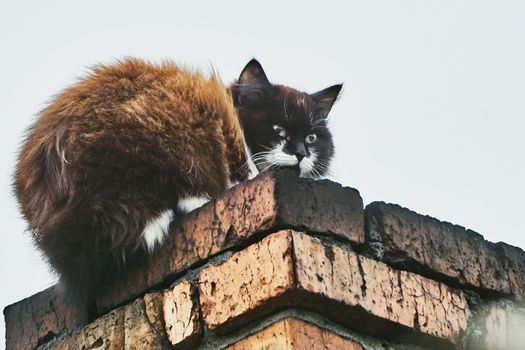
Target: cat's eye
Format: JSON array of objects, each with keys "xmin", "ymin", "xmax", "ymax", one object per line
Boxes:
[
  {"xmin": 305, "ymin": 134, "xmax": 317, "ymax": 144},
  {"xmin": 273, "ymin": 125, "xmax": 287, "ymax": 138}
]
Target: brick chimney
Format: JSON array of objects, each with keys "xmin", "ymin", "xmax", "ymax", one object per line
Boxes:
[{"xmin": 4, "ymin": 171, "xmax": 525, "ymax": 349}]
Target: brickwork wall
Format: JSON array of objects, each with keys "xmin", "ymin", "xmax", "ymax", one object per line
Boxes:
[{"xmin": 4, "ymin": 171, "xmax": 525, "ymax": 349}]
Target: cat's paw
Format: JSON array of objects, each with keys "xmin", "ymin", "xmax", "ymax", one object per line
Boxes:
[
  {"xmin": 177, "ymin": 196, "xmax": 210, "ymax": 213},
  {"xmin": 142, "ymin": 209, "xmax": 174, "ymax": 253}
]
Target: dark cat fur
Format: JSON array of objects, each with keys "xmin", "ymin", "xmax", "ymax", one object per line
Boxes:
[{"xmin": 14, "ymin": 58, "xmax": 341, "ymax": 315}]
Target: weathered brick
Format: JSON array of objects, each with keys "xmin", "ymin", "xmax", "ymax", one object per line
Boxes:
[
  {"xmin": 39, "ymin": 306, "xmax": 124, "ymax": 350},
  {"xmin": 4, "ymin": 286, "xmax": 88, "ymax": 350},
  {"xmin": 198, "ymin": 230, "xmax": 470, "ymax": 347},
  {"xmin": 97, "ymin": 171, "xmax": 364, "ymax": 313},
  {"xmin": 226, "ymin": 318, "xmax": 364, "ymax": 350},
  {"xmin": 293, "ymin": 232, "xmax": 470, "ymax": 344},
  {"xmin": 366, "ymin": 202, "xmax": 525, "ymax": 298},
  {"xmin": 199, "ymin": 231, "xmax": 295, "ymax": 330},
  {"xmin": 162, "ymin": 280, "xmax": 202, "ymax": 349},
  {"xmin": 39, "ymin": 294, "xmax": 171, "ymax": 350},
  {"xmin": 495, "ymin": 242, "xmax": 525, "ymax": 298},
  {"xmin": 273, "ymin": 172, "xmax": 363, "ymax": 243}
]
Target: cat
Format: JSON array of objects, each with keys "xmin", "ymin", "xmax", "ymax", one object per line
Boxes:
[
  {"xmin": 232, "ymin": 60, "xmax": 340, "ymax": 178},
  {"xmin": 14, "ymin": 57, "xmax": 341, "ymax": 313}
]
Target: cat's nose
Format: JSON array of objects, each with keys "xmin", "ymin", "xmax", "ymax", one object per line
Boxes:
[
  {"xmin": 295, "ymin": 152, "xmax": 305, "ymax": 162},
  {"xmin": 294, "ymin": 143, "xmax": 307, "ymax": 162}
]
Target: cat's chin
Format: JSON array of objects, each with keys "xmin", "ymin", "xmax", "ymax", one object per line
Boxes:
[
  {"xmin": 258, "ymin": 165, "xmax": 301, "ymax": 176},
  {"xmin": 281, "ymin": 165, "xmax": 301, "ymax": 176}
]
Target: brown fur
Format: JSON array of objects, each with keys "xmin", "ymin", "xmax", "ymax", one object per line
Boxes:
[{"xmin": 14, "ymin": 58, "xmax": 249, "ymax": 309}]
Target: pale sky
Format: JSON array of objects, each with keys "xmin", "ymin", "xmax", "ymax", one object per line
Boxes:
[{"xmin": 1, "ymin": 1, "xmax": 524, "ymax": 346}]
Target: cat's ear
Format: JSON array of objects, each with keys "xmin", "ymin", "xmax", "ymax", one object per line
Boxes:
[
  {"xmin": 233, "ymin": 59, "xmax": 270, "ymax": 106},
  {"xmin": 239, "ymin": 59, "xmax": 270, "ymax": 88},
  {"xmin": 311, "ymin": 84, "xmax": 343, "ymax": 118}
]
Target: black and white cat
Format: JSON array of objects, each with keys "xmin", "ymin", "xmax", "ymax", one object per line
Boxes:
[{"xmin": 234, "ymin": 59, "xmax": 341, "ymax": 179}]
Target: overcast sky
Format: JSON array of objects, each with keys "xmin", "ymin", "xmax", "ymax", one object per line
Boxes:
[{"xmin": 1, "ymin": 0, "xmax": 524, "ymax": 345}]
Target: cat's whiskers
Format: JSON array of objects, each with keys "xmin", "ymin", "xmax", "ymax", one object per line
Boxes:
[
  {"xmin": 283, "ymin": 93, "xmax": 290, "ymax": 121},
  {"xmin": 308, "ymin": 110, "xmax": 314, "ymax": 124},
  {"xmin": 240, "ymin": 148, "xmax": 274, "ymax": 175},
  {"xmin": 250, "ymin": 153, "xmax": 272, "ymax": 167},
  {"xmin": 310, "ymin": 125, "xmax": 325, "ymax": 132},
  {"xmin": 238, "ymin": 142, "xmax": 259, "ymax": 178},
  {"xmin": 309, "ymin": 158, "xmax": 333, "ymax": 179},
  {"xmin": 311, "ymin": 118, "xmax": 324, "ymax": 127},
  {"xmin": 260, "ymin": 160, "xmax": 282, "ymax": 173},
  {"xmin": 299, "ymin": 149, "xmax": 317, "ymax": 177},
  {"xmin": 267, "ymin": 141, "xmax": 297, "ymax": 166},
  {"xmin": 250, "ymin": 150, "xmax": 272, "ymax": 160},
  {"xmin": 258, "ymin": 143, "xmax": 276, "ymax": 151},
  {"xmin": 310, "ymin": 118, "xmax": 326, "ymax": 131}
]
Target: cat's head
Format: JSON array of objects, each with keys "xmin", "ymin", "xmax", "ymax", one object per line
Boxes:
[{"xmin": 232, "ymin": 59, "xmax": 341, "ymax": 179}]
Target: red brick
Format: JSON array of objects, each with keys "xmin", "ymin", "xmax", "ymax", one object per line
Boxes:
[
  {"xmin": 226, "ymin": 318, "xmax": 364, "ymax": 350},
  {"xmin": 198, "ymin": 231, "xmax": 295, "ymax": 330},
  {"xmin": 293, "ymin": 232, "xmax": 470, "ymax": 344},
  {"xmin": 41, "ymin": 293, "xmax": 173, "ymax": 350},
  {"xmin": 97, "ymin": 171, "xmax": 364, "ymax": 313},
  {"xmin": 4, "ymin": 286, "xmax": 88, "ymax": 350},
  {"xmin": 366, "ymin": 202, "xmax": 525, "ymax": 298},
  {"xmin": 44, "ymin": 306, "xmax": 124, "ymax": 350},
  {"xmin": 162, "ymin": 281, "xmax": 202, "ymax": 349},
  {"xmin": 494, "ymin": 242, "xmax": 525, "ymax": 298},
  {"xmin": 198, "ymin": 230, "xmax": 470, "ymax": 347}
]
